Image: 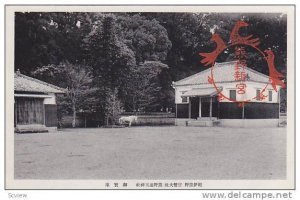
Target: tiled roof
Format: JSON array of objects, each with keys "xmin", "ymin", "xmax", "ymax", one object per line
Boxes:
[
  {"xmin": 14, "ymin": 72, "xmax": 65, "ymax": 93},
  {"xmin": 173, "ymin": 61, "xmax": 271, "ymax": 86}
]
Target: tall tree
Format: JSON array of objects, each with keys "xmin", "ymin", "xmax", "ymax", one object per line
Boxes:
[
  {"xmin": 84, "ymin": 14, "xmax": 136, "ymax": 89},
  {"xmin": 82, "ymin": 14, "xmax": 136, "ymax": 123},
  {"xmin": 124, "ymin": 61, "xmax": 169, "ymax": 112}
]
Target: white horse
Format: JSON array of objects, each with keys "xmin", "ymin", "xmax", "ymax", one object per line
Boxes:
[{"xmin": 119, "ymin": 116, "xmax": 138, "ymax": 127}]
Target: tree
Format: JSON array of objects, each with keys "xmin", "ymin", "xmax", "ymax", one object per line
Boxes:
[
  {"xmin": 83, "ymin": 14, "xmax": 136, "ymax": 89},
  {"xmin": 15, "ymin": 12, "xmax": 94, "ymax": 74},
  {"xmin": 116, "ymin": 14, "xmax": 172, "ymax": 63},
  {"xmin": 142, "ymin": 13, "xmax": 212, "ymax": 78},
  {"xmin": 104, "ymin": 88, "xmax": 123, "ymax": 125},
  {"xmin": 32, "ymin": 62, "xmax": 98, "ymax": 127},
  {"xmin": 124, "ymin": 61, "xmax": 169, "ymax": 112},
  {"xmin": 82, "ymin": 14, "xmax": 137, "ymax": 124}
]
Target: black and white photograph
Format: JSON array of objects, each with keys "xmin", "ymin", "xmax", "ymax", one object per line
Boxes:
[{"xmin": 5, "ymin": 5, "xmax": 295, "ymax": 190}]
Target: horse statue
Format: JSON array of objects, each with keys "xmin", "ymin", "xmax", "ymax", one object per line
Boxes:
[{"xmin": 119, "ymin": 116, "xmax": 138, "ymax": 127}]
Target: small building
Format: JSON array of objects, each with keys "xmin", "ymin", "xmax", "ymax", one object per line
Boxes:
[
  {"xmin": 14, "ymin": 71, "xmax": 65, "ymax": 133},
  {"xmin": 172, "ymin": 61, "xmax": 284, "ymax": 127}
]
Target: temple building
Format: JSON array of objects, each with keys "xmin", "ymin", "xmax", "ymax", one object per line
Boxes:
[
  {"xmin": 172, "ymin": 61, "xmax": 283, "ymax": 127},
  {"xmin": 14, "ymin": 71, "xmax": 65, "ymax": 133}
]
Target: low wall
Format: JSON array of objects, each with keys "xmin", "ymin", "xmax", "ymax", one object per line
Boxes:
[
  {"xmin": 122, "ymin": 112, "xmax": 175, "ymax": 126},
  {"xmin": 219, "ymin": 119, "xmax": 280, "ymax": 128},
  {"xmin": 134, "ymin": 116, "xmax": 175, "ymax": 126}
]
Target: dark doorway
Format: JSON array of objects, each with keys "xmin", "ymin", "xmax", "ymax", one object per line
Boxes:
[
  {"xmin": 190, "ymin": 96, "xmax": 219, "ymax": 119},
  {"xmin": 212, "ymin": 97, "xmax": 218, "ymax": 117},
  {"xmin": 201, "ymin": 97, "xmax": 219, "ymax": 118},
  {"xmin": 201, "ymin": 97, "xmax": 210, "ymax": 117},
  {"xmin": 190, "ymin": 97, "xmax": 199, "ymax": 119}
]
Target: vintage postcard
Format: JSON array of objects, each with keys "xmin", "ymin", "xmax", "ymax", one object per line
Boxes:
[{"xmin": 5, "ymin": 5, "xmax": 295, "ymax": 189}]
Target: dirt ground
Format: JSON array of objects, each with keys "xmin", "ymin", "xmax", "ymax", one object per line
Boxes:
[{"xmin": 14, "ymin": 126, "xmax": 286, "ymax": 180}]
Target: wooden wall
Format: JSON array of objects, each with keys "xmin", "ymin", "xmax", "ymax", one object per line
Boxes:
[
  {"xmin": 219, "ymin": 103, "xmax": 243, "ymax": 119},
  {"xmin": 244, "ymin": 103, "xmax": 279, "ymax": 119},
  {"xmin": 176, "ymin": 102, "xmax": 279, "ymax": 119},
  {"xmin": 15, "ymin": 98, "xmax": 44, "ymax": 125},
  {"xmin": 219, "ymin": 102, "xmax": 279, "ymax": 119}
]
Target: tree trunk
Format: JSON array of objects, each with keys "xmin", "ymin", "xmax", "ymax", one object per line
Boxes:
[{"xmin": 72, "ymin": 103, "xmax": 76, "ymax": 128}]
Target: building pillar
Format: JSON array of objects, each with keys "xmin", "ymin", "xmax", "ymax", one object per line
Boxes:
[
  {"xmin": 188, "ymin": 98, "xmax": 191, "ymax": 119},
  {"xmin": 199, "ymin": 97, "xmax": 202, "ymax": 118},
  {"xmin": 278, "ymin": 87, "xmax": 281, "ymax": 125},
  {"xmin": 14, "ymin": 98, "xmax": 17, "ymax": 127},
  {"xmin": 217, "ymin": 99, "xmax": 220, "ymax": 119},
  {"xmin": 278, "ymin": 87, "xmax": 281, "ymax": 113},
  {"xmin": 242, "ymin": 102, "xmax": 245, "ymax": 119},
  {"xmin": 43, "ymin": 104, "xmax": 46, "ymax": 126},
  {"xmin": 209, "ymin": 96, "xmax": 212, "ymax": 119}
]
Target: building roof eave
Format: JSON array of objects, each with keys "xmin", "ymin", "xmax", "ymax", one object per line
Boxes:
[
  {"xmin": 173, "ymin": 80, "xmax": 270, "ymax": 87},
  {"xmin": 14, "ymin": 72, "xmax": 66, "ymax": 94}
]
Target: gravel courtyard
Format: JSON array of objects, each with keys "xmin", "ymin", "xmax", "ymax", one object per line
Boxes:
[{"xmin": 14, "ymin": 126, "xmax": 286, "ymax": 180}]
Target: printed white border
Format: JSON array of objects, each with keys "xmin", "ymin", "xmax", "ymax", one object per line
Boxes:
[{"xmin": 5, "ymin": 5, "xmax": 295, "ymax": 189}]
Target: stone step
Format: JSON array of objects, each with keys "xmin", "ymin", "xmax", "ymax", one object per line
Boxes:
[
  {"xmin": 187, "ymin": 119, "xmax": 220, "ymax": 127},
  {"xmin": 15, "ymin": 124, "xmax": 49, "ymax": 133},
  {"xmin": 187, "ymin": 120, "xmax": 213, "ymax": 127}
]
